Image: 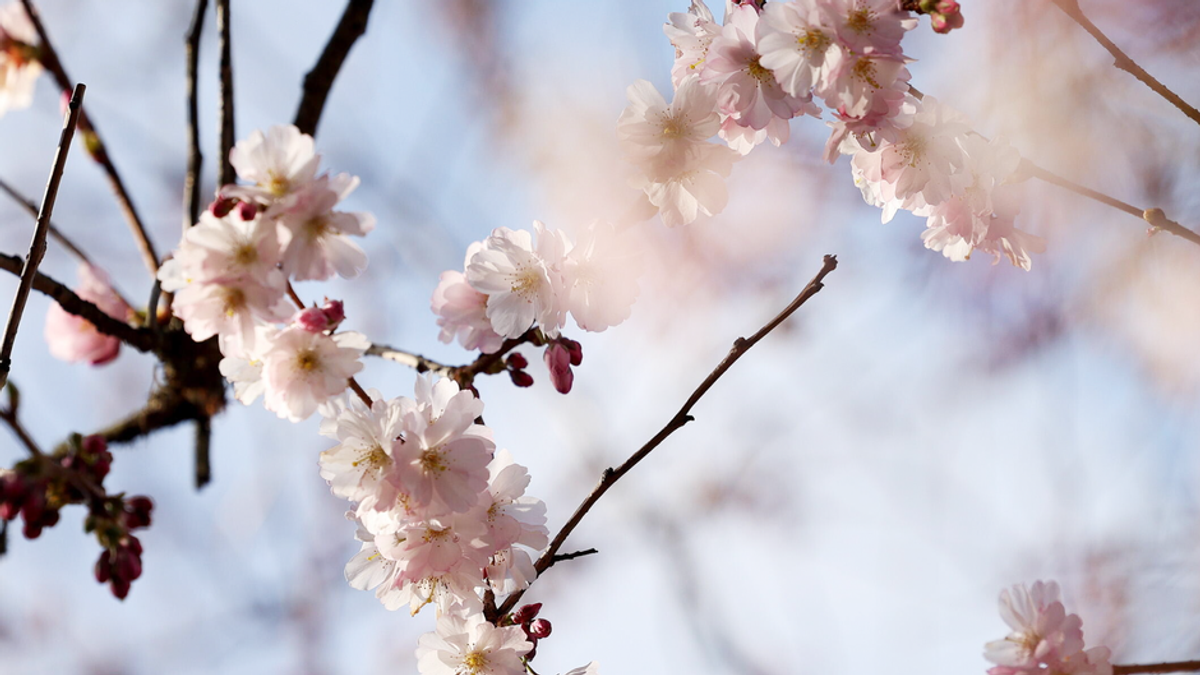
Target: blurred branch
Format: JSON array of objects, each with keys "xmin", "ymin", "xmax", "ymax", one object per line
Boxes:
[
  {"xmin": 185, "ymin": 0, "xmax": 209, "ymax": 230},
  {"xmin": 490, "ymin": 254, "xmax": 839, "ymax": 621},
  {"xmin": 1047, "ymin": 0, "xmax": 1200, "ymax": 127},
  {"xmin": 1115, "ymin": 662, "xmax": 1200, "ymax": 675},
  {"xmin": 18, "ymin": 0, "xmax": 161, "ymax": 277},
  {"xmin": 550, "ymin": 548, "xmax": 598, "ymax": 564},
  {"xmin": 216, "ymin": 0, "xmax": 235, "ymax": 187},
  {"xmin": 293, "ymin": 0, "xmax": 376, "ymax": 136},
  {"xmin": 0, "ymin": 177, "xmax": 92, "ymax": 266},
  {"xmin": 0, "ymin": 85, "xmax": 84, "ymax": 390},
  {"xmin": 365, "ymin": 343, "xmax": 452, "ymax": 376},
  {"xmin": 194, "ymin": 415, "xmax": 211, "ymax": 489},
  {"xmin": 0, "ymin": 252, "xmax": 156, "ymax": 352}
]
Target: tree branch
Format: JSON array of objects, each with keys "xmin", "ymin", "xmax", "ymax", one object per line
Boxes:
[
  {"xmin": 0, "ymin": 177, "xmax": 92, "ymax": 266},
  {"xmin": 216, "ymin": 0, "xmax": 235, "ymax": 187},
  {"xmin": 490, "ymin": 254, "xmax": 839, "ymax": 620},
  {"xmin": 293, "ymin": 0, "xmax": 375, "ymax": 137},
  {"xmin": 194, "ymin": 415, "xmax": 212, "ymax": 489},
  {"xmin": 0, "ymin": 252, "xmax": 156, "ymax": 353},
  {"xmin": 185, "ymin": 0, "xmax": 209, "ymax": 229},
  {"xmin": 1115, "ymin": 662, "xmax": 1200, "ymax": 675},
  {"xmin": 0, "ymin": 84, "xmax": 85, "ymax": 390},
  {"xmin": 18, "ymin": 0, "xmax": 160, "ymax": 277},
  {"xmin": 365, "ymin": 343, "xmax": 453, "ymax": 376},
  {"xmin": 1047, "ymin": 0, "xmax": 1200, "ymax": 127}
]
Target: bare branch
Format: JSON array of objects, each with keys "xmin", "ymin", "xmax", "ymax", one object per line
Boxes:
[
  {"xmin": 185, "ymin": 0, "xmax": 209, "ymax": 230},
  {"xmin": 293, "ymin": 0, "xmax": 376, "ymax": 136},
  {"xmin": 216, "ymin": 0, "xmax": 235, "ymax": 187},
  {"xmin": 194, "ymin": 415, "xmax": 212, "ymax": 489},
  {"xmin": 18, "ymin": 0, "xmax": 161, "ymax": 277},
  {"xmin": 0, "ymin": 252, "xmax": 156, "ymax": 352},
  {"xmin": 490, "ymin": 254, "xmax": 839, "ymax": 620},
  {"xmin": 1047, "ymin": 0, "xmax": 1200, "ymax": 127},
  {"xmin": 0, "ymin": 84, "xmax": 85, "ymax": 390},
  {"xmin": 365, "ymin": 343, "xmax": 453, "ymax": 376},
  {"xmin": 1115, "ymin": 662, "xmax": 1200, "ymax": 675}
]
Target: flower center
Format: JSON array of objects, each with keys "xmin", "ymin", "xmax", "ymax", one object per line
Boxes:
[
  {"xmin": 295, "ymin": 349, "xmax": 320, "ymax": 371},
  {"xmin": 508, "ymin": 265, "xmax": 541, "ymax": 301},
  {"xmin": 266, "ymin": 171, "xmax": 290, "ymax": 196},
  {"xmin": 797, "ymin": 28, "xmax": 831, "ymax": 56},
  {"xmin": 304, "ymin": 216, "xmax": 329, "ymax": 240},
  {"xmin": 419, "ymin": 447, "xmax": 448, "ymax": 474},
  {"xmin": 746, "ymin": 56, "xmax": 773, "ymax": 83},
  {"xmin": 897, "ymin": 133, "xmax": 927, "ymax": 168},
  {"xmin": 351, "ymin": 445, "xmax": 389, "ymax": 472},
  {"xmin": 233, "ymin": 243, "xmax": 258, "ymax": 267},
  {"xmin": 222, "ymin": 287, "xmax": 246, "ymax": 317},
  {"xmin": 852, "ymin": 56, "xmax": 882, "ymax": 89},
  {"xmin": 462, "ymin": 650, "xmax": 489, "ymax": 674},
  {"xmin": 846, "ymin": 8, "xmax": 874, "ymax": 35}
]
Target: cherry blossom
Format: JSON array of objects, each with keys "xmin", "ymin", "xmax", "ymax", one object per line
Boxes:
[
  {"xmin": 275, "ymin": 175, "xmax": 375, "ymax": 281},
  {"xmin": 984, "ymin": 581, "xmax": 1113, "ymax": 675},
  {"xmin": 259, "ymin": 326, "xmax": 368, "ymax": 421},
  {"xmin": 0, "ymin": 3, "xmax": 41, "ymax": 117},
  {"xmin": 561, "ymin": 221, "xmax": 641, "ymax": 332},
  {"xmin": 481, "ymin": 451, "xmax": 547, "ymax": 594},
  {"xmin": 465, "ymin": 225, "xmax": 565, "ymax": 339},
  {"xmin": 224, "ymin": 124, "xmax": 321, "ymax": 207},
  {"xmin": 44, "ymin": 264, "xmax": 132, "ymax": 366},
  {"xmin": 826, "ymin": 0, "xmax": 915, "ymax": 55},
  {"xmin": 318, "ymin": 391, "xmax": 407, "ymax": 504},
  {"xmin": 664, "ymin": 0, "xmax": 720, "ymax": 88},
  {"xmin": 169, "ymin": 275, "xmax": 293, "ymax": 358},
  {"xmin": 617, "ymin": 76, "xmax": 721, "ymax": 164},
  {"xmin": 432, "ymin": 262, "xmax": 506, "ymax": 354},
  {"xmin": 757, "ymin": 0, "xmax": 841, "ymax": 99},
  {"xmin": 416, "ymin": 611, "xmax": 532, "ymax": 675},
  {"xmin": 631, "ymin": 141, "xmax": 737, "ymax": 227}
]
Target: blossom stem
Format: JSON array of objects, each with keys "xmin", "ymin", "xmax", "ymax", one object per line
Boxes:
[
  {"xmin": 1114, "ymin": 662, "xmax": 1200, "ymax": 675},
  {"xmin": 365, "ymin": 343, "xmax": 452, "ymax": 376},
  {"xmin": 184, "ymin": 0, "xmax": 209, "ymax": 232},
  {"xmin": 293, "ymin": 0, "xmax": 376, "ymax": 137},
  {"xmin": 216, "ymin": 0, "xmax": 235, "ymax": 188},
  {"xmin": 0, "ymin": 84, "xmax": 85, "ymax": 391},
  {"xmin": 490, "ymin": 255, "xmax": 839, "ymax": 621},
  {"xmin": 18, "ymin": 0, "xmax": 161, "ymax": 278},
  {"xmin": 1046, "ymin": 0, "xmax": 1200, "ymax": 127},
  {"xmin": 0, "ymin": 394, "xmax": 45, "ymax": 457}
]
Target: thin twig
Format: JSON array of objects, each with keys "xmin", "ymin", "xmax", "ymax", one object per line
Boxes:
[
  {"xmin": 194, "ymin": 415, "xmax": 211, "ymax": 489},
  {"xmin": 0, "ymin": 85, "xmax": 85, "ymax": 390},
  {"xmin": 490, "ymin": 254, "xmax": 839, "ymax": 620},
  {"xmin": 216, "ymin": 0, "xmax": 235, "ymax": 187},
  {"xmin": 0, "ymin": 398, "xmax": 45, "ymax": 457},
  {"xmin": 185, "ymin": 0, "xmax": 209, "ymax": 229},
  {"xmin": 18, "ymin": 0, "xmax": 160, "ymax": 277},
  {"xmin": 0, "ymin": 252, "xmax": 156, "ymax": 352},
  {"xmin": 1047, "ymin": 0, "xmax": 1200, "ymax": 127},
  {"xmin": 1115, "ymin": 662, "xmax": 1200, "ymax": 675},
  {"xmin": 293, "ymin": 0, "xmax": 376, "ymax": 136},
  {"xmin": 365, "ymin": 343, "xmax": 452, "ymax": 376},
  {"xmin": 551, "ymin": 548, "xmax": 599, "ymax": 564},
  {"xmin": 0, "ymin": 177, "xmax": 92, "ymax": 266}
]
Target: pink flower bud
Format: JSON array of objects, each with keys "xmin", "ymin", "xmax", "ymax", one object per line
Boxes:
[
  {"xmin": 292, "ymin": 299, "xmax": 346, "ymax": 333},
  {"xmin": 562, "ymin": 338, "xmax": 582, "ymax": 366},
  {"xmin": 544, "ymin": 342, "xmax": 574, "ymax": 394},
  {"xmin": 506, "ymin": 353, "xmax": 528, "ymax": 370},
  {"xmin": 209, "ymin": 195, "xmax": 238, "ymax": 218},
  {"xmin": 236, "ymin": 201, "xmax": 259, "ymax": 221},
  {"xmin": 510, "ymin": 369, "xmax": 534, "ymax": 388},
  {"xmin": 528, "ymin": 618, "xmax": 552, "ymax": 639}
]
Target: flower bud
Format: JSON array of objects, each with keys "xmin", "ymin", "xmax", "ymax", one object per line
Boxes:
[
  {"xmin": 512, "ymin": 603, "xmax": 542, "ymax": 625},
  {"xmin": 95, "ymin": 549, "xmax": 113, "ymax": 583},
  {"xmin": 510, "ymin": 369, "xmax": 534, "ymax": 388},
  {"xmin": 506, "ymin": 353, "xmax": 528, "ymax": 370},
  {"xmin": 293, "ymin": 299, "xmax": 346, "ymax": 333},
  {"xmin": 209, "ymin": 195, "xmax": 238, "ymax": 218},
  {"xmin": 562, "ymin": 338, "xmax": 583, "ymax": 367},
  {"xmin": 236, "ymin": 201, "xmax": 259, "ymax": 221},
  {"xmin": 528, "ymin": 618, "xmax": 552, "ymax": 639},
  {"xmin": 544, "ymin": 342, "xmax": 574, "ymax": 394},
  {"xmin": 124, "ymin": 496, "xmax": 154, "ymax": 530}
]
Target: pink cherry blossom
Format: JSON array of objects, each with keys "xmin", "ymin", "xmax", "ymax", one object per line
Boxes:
[
  {"xmin": 224, "ymin": 124, "xmax": 320, "ymax": 206},
  {"xmin": 0, "ymin": 3, "xmax": 42, "ymax": 117},
  {"xmin": 664, "ymin": 0, "xmax": 720, "ymax": 88},
  {"xmin": 756, "ymin": 0, "xmax": 841, "ymax": 99},
  {"xmin": 319, "ymin": 392, "xmax": 408, "ymax": 504},
  {"xmin": 984, "ymin": 581, "xmax": 1113, "ymax": 675},
  {"xmin": 44, "ymin": 264, "xmax": 132, "ymax": 366},
  {"xmin": 465, "ymin": 226, "xmax": 564, "ymax": 339},
  {"xmin": 561, "ymin": 221, "xmax": 641, "ymax": 332},
  {"xmin": 631, "ymin": 142, "xmax": 737, "ymax": 227},
  {"xmin": 416, "ymin": 611, "xmax": 532, "ymax": 675},
  {"xmin": 260, "ymin": 326, "xmax": 368, "ymax": 421},
  {"xmin": 274, "ymin": 175, "xmax": 375, "ymax": 281},
  {"xmin": 432, "ymin": 260, "xmax": 506, "ymax": 354},
  {"xmin": 617, "ymin": 76, "xmax": 721, "ymax": 164},
  {"xmin": 826, "ymin": 0, "xmax": 915, "ymax": 56}
]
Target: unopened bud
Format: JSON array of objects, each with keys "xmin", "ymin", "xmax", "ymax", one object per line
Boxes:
[
  {"xmin": 236, "ymin": 201, "xmax": 258, "ymax": 221},
  {"xmin": 506, "ymin": 353, "xmax": 528, "ymax": 370},
  {"xmin": 510, "ymin": 370, "xmax": 534, "ymax": 388},
  {"xmin": 528, "ymin": 618, "xmax": 552, "ymax": 639},
  {"xmin": 544, "ymin": 343, "xmax": 574, "ymax": 394},
  {"xmin": 293, "ymin": 299, "xmax": 346, "ymax": 333},
  {"xmin": 562, "ymin": 338, "xmax": 583, "ymax": 367},
  {"xmin": 124, "ymin": 496, "xmax": 153, "ymax": 530},
  {"xmin": 209, "ymin": 195, "xmax": 238, "ymax": 218},
  {"xmin": 95, "ymin": 549, "xmax": 112, "ymax": 583},
  {"xmin": 512, "ymin": 603, "xmax": 542, "ymax": 625}
]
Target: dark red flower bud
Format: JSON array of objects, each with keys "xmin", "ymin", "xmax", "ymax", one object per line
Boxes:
[
  {"xmin": 506, "ymin": 353, "xmax": 528, "ymax": 370},
  {"xmin": 562, "ymin": 338, "xmax": 583, "ymax": 366},
  {"xmin": 510, "ymin": 369, "xmax": 534, "ymax": 388},
  {"xmin": 528, "ymin": 618, "xmax": 552, "ymax": 639},
  {"xmin": 209, "ymin": 194, "xmax": 237, "ymax": 218},
  {"xmin": 237, "ymin": 201, "xmax": 258, "ymax": 221},
  {"xmin": 22, "ymin": 519, "xmax": 43, "ymax": 539},
  {"xmin": 110, "ymin": 577, "xmax": 131, "ymax": 600},
  {"xmin": 544, "ymin": 343, "xmax": 574, "ymax": 394},
  {"xmin": 124, "ymin": 496, "xmax": 153, "ymax": 530},
  {"xmin": 95, "ymin": 549, "xmax": 113, "ymax": 583},
  {"xmin": 512, "ymin": 603, "xmax": 542, "ymax": 625},
  {"xmin": 114, "ymin": 544, "xmax": 143, "ymax": 582}
]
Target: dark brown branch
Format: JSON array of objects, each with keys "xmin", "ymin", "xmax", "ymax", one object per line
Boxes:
[
  {"xmin": 293, "ymin": 0, "xmax": 376, "ymax": 136},
  {"xmin": 0, "ymin": 252, "xmax": 156, "ymax": 352},
  {"xmin": 194, "ymin": 415, "xmax": 212, "ymax": 489},
  {"xmin": 490, "ymin": 254, "xmax": 839, "ymax": 620},
  {"xmin": 18, "ymin": 0, "xmax": 160, "ymax": 277},
  {"xmin": 1115, "ymin": 662, "xmax": 1200, "ymax": 675},
  {"xmin": 450, "ymin": 331, "xmax": 538, "ymax": 388},
  {"xmin": 185, "ymin": 0, "xmax": 209, "ymax": 229},
  {"xmin": 366, "ymin": 343, "xmax": 453, "ymax": 376},
  {"xmin": 551, "ymin": 548, "xmax": 599, "ymax": 564},
  {"xmin": 0, "ymin": 85, "xmax": 85, "ymax": 390},
  {"xmin": 1047, "ymin": 0, "xmax": 1200, "ymax": 127},
  {"xmin": 216, "ymin": 0, "xmax": 235, "ymax": 187}
]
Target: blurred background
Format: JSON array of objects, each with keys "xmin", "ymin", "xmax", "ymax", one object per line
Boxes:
[{"xmin": 1, "ymin": 1, "xmax": 1199, "ymax": 673}]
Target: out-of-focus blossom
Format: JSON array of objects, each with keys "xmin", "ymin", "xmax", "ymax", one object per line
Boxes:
[
  {"xmin": 224, "ymin": 124, "xmax": 321, "ymax": 207},
  {"xmin": 275, "ymin": 175, "xmax": 374, "ymax": 281},
  {"xmin": 44, "ymin": 264, "xmax": 132, "ymax": 366},
  {"xmin": 432, "ymin": 255, "xmax": 506, "ymax": 354},
  {"xmin": 984, "ymin": 580, "xmax": 1113, "ymax": 675},
  {"xmin": 416, "ymin": 611, "xmax": 532, "ymax": 675},
  {"xmin": 664, "ymin": 0, "xmax": 720, "ymax": 88},
  {"xmin": 0, "ymin": 3, "xmax": 42, "ymax": 117}
]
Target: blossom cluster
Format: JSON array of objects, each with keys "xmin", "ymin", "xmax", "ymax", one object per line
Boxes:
[
  {"xmin": 431, "ymin": 220, "xmax": 640, "ymax": 391},
  {"xmin": 318, "ymin": 375, "xmax": 565, "ymax": 673},
  {"xmin": 622, "ymin": 0, "xmax": 1043, "ymax": 269},
  {"xmin": 984, "ymin": 580, "xmax": 1112, "ymax": 675},
  {"xmin": 159, "ymin": 124, "xmax": 374, "ymax": 421}
]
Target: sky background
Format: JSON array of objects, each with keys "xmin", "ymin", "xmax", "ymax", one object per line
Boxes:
[{"xmin": 1, "ymin": 1, "xmax": 1200, "ymax": 673}]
